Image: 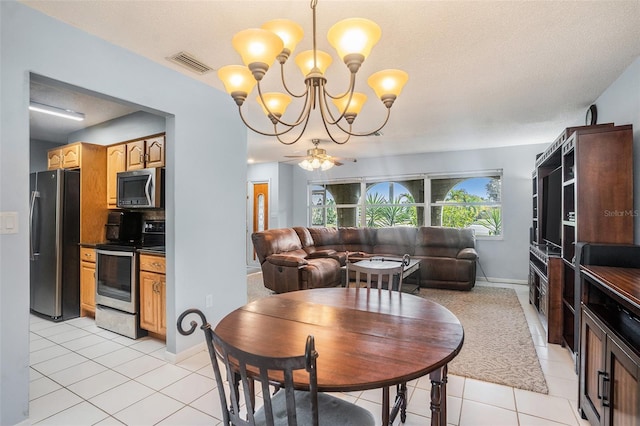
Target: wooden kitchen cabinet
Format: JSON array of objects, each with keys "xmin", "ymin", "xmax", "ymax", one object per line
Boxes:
[
  {"xmin": 139, "ymin": 254, "xmax": 166, "ymax": 337},
  {"xmin": 125, "ymin": 135, "xmax": 165, "ymax": 170},
  {"xmin": 106, "ymin": 144, "xmax": 126, "ymax": 208},
  {"xmin": 48, "ymin": 142, "xmax": 81, "ymax": 170},
  {"xmin": 79, "ymin": 247, "xmax": 96, "ymax": 317},
  {"xmin": 107, "ymin": 134, "xmax": 165, "ymax": 208},
  {"xmin": 47, "ymin": 142, "xmax": 107, "ymax": 243}
]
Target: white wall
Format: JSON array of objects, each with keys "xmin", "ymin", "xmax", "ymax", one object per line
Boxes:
[
  {"xmin": 0, "ymin": 2, "xmax": 247, "ymax": 424},
  {"xmin": 290, "ymin": 144, "xmax": 548, "ymax": 282},
  {"xmin": 29, "ymin": 139, "xmax": 64, "ymax": 172}
]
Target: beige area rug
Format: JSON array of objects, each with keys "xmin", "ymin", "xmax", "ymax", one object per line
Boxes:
[
  {"xmin": 247, "ymin": 273, "xmax": 548, "ymax": 394},
  {"xmin": 418, "ymin": 286, "xmax": 548, "ymax": 394}
]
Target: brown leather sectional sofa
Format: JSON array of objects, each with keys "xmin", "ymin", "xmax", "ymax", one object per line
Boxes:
[{"xmin": 251, "ymin": 226, "xmax": 478, "ymax": 293}]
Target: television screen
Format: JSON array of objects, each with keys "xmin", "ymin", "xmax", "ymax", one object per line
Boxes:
[{"xmin": 542, "ymin": 167, "xmax": 562, "ymax": 248}]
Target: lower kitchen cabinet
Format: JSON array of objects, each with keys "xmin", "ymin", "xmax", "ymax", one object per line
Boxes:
[
  {"xmin": 80, "ymin": 247, "xmax": 96, "ymax": 317},
  {"xmin": 139, "ymin": 254, "xmax": 166, "ymax": 337}
]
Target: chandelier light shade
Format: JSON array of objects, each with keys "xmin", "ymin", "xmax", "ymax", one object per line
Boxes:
[
  {"xmin": 257, "ymin": 92, "xmax": 292, "ymax": 118},
  {"xmin": 217, "ymin": 0, "xmax": 408, "ymax": 145}
]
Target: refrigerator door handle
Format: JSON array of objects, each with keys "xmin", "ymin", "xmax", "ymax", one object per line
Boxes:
[{"xmin": 29, "ymin": 190, "xmax": 40, "ymax": 261}]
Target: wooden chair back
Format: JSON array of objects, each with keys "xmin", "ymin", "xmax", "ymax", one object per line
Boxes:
[
  {"xmin": 345, "ymin": 254, "xmax": 411, "ymax": 293},
  {"xmin": 177, "ymin": 309, "xmax": 319, "ymax": 426}
]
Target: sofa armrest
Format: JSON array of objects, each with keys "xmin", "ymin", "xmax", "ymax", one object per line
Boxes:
[
  {"xmin": 267, "ymin": 254, "xmax": 308, "ymax": 267},
  {"xmin": 307, "ymin": 249, "xmax": 337, "ymax": 259},
  {"xmin": 457, "ymin": 247, "xmax": 478, "ymax": 260}
]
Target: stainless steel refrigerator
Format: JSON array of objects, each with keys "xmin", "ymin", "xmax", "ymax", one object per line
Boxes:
[{"xmin": 29, "ymin": 169, "xmax": 81, "ymax": 321}]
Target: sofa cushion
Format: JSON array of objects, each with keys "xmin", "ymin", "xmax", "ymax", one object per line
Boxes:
[
  {"xmin": 301, "ymin": 258, "xmax": 342, "ymax": 289},
  {"xmin": 340, "ymin": 227, "xmax": 374, "ymax": 253},
  {"xmin": 457, "ymin": 247, "xmax": 478, "ymax": 260},
  {"xmin": 252, "ymin": 228, "xmax": 303, "ymax": 264},
  {"xmin": 414, "ymin": 227, "xmax": 461, "ymax": 258},
  {"xmin": 294, "ymin": 226, "xmax": 314, "ymax": 249},
  {"xmin": 267, "ymin": 254, "xmax": 308, "ymax": 267},
  {"xmin": 373, "ymin": 227, "xmax": 416, "ymax": 256}
]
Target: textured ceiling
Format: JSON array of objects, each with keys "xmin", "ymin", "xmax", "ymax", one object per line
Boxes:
[{"xmin": 22, "ymin": 0, "xmax": 640, "ymax": 163}]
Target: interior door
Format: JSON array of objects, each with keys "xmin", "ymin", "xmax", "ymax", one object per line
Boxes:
[{"xmin": 251, "ymin": 182, "xmax": 269, "ymax": 261}]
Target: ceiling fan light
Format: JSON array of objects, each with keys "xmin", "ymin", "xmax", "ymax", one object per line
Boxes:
[
  {"xmin": 218, "ymin": 65, "xmax": 257, "ymax": 97},
  {"xmin": 367, "ymin": 69, "xmax": 409, "ymax": 101},
  {"xmin": 232, "ymin": 28, "xmax": 284, "ymax": 71},
  {"xmin": 332, "ymin": 92, "xmax": 367, "ymax": 115},
  {"xmin": 320, "ymin": 159, "xmax": 334, "ymax": 170},
  {"xmin": 311, "ymin": 157, "xmax": 321, "ymax": 168},
  {"xmin": 294, "ymin": 49, "xmax": 333, "ymax": 76},
  {"xmin": 327, "ymin": 18, "xmax": 381, "ymax": 61},
  {"xmin": 261, "ymin": 19, "xmax": 304, "ymax": 59},
  {"xmin": 298, "ymin": 159, "xmax": 314, "ymax": 171},
  {"xmin": 257, "ymin": 92, "xmax": 292, "ymax": 117}
]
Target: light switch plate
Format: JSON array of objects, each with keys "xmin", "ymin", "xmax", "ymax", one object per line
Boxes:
[{"xmin": 0, "ymin": 212, "xmax": 18, "ymax": 234}]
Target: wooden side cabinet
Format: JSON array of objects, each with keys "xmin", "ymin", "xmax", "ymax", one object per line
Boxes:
[
  {"xmin": 79, "ymin": 247, "xmax": 96, "ymax": 317},
  {"xmin": 47, "ymin": 142, "xmax": 107, "ymax": 243},
  {"xmin": 139, "ymin": 254, "xmax": 166, "ymax": 337},
  {"xmin": 581, "ymin": 306, "xmax": 639, "ymax": 426},
  {"xmin": 106, "ymin": 144, "xmax": 126, "ymax": 208}
]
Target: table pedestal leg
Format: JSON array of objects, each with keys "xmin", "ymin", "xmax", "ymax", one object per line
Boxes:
[{"xmin": 430, "ymin": 364, "xmax": 448, "ymax": 426}]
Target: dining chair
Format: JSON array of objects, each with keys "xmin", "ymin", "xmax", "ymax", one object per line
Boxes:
[
  {"xmin": 345, "ymin": 253, "xmax": 410, "ymax": 293},
  {"xmin": 177, "ymin": 308, "xmax": 376, "ymax": 426},
  {"xmin": 345, "ymin": 253, "xmax": 411, "ymax": 424}
]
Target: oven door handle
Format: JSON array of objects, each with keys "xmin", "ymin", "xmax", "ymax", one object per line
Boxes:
[{"xmin": 96, "ymin": 249, "xmax": 136, "ymax": 257}]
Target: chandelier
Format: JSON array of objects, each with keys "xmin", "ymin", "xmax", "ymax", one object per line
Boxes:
[{"xmin": 217, "ymin": 0, "xmax": 408, "ymax": 145}]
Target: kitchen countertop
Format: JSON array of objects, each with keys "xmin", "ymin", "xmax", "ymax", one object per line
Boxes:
[{"xmin": 79, "ymin": 242, "xmax": 165, "ymax": 256}]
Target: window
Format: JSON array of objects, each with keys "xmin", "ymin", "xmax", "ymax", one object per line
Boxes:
[
  {"xmin": 310, "ymin": 183, "xmax": 360, "ymax": 227},
  {"xmin": 430, "ymin": 174, "xmax": 502, "ymax": 236},
  {"xmin": 365, "ymin": 179, "xmax": 424, "ymax": 227},
  {"xmin": 308, "ymin": 171, "xmax": 502, "ymax": 237}
]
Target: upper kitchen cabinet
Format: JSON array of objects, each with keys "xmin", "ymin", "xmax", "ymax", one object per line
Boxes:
[
  {"xmin": 107, "ymin": 133, "xmax": 165, "ymax": 208},
  {"xmin": 106, "ymin": 144, "xmax": 126, "ymax": 208},
  {"xmin": 47, "ymin": 142, "xmax": 107, "ymax": 243},
  {"xmin": 126, "ymin": 134, "xmax": 165, "ymax": 170},
  {"xmin": 47, "ymin": 142, "xmax": 81, "ymax": 170}
]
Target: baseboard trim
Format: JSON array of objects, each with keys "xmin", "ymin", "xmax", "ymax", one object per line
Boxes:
[
  {"xmin": 166, "ymin": 341, "xmax": 206, "ymax": 364},
  {"xmin": 476, "ymin": 277, "xmax": 528, "ymax": 285}
]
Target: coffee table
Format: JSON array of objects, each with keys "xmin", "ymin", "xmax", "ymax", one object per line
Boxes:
[{"xmin": 214, "ymin": 287, "xmax": 463, "ymax": 425}]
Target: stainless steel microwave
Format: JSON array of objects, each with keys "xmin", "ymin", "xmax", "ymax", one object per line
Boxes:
[{"xmin": 116, "ymin": 168, "xmax": 164, "ymax": 209}]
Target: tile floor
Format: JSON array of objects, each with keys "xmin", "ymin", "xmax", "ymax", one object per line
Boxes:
[{"xmin": 28, "ymin": 281, "xmax": 591, "ymax": 425}]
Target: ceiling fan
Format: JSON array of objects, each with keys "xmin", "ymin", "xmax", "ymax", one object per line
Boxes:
[{"xmin": 285, "ymin": 139, "xmax": 357, "ymax": 171}]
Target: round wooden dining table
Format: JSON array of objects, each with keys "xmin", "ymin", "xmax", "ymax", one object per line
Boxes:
[{"xmin": 214, "ymin": 287, "xmax": 464, "ymax": 426}]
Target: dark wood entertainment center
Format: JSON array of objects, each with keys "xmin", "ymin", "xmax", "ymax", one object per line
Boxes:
[
  {"xmin": 529, "ymin": 124, "xmax": 634, "ymax": 355},
  {"xmin": 577, "ymin": 244, "xmax": 640, "ymax": 426}
]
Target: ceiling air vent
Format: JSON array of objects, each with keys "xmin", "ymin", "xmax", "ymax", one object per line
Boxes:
[{"xmin": 167, "ymin": 51, "xmax": 214, "ymax": 75}]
